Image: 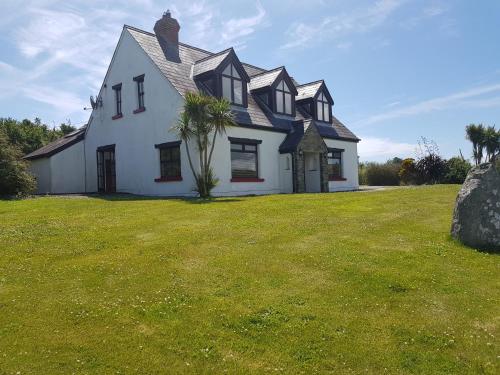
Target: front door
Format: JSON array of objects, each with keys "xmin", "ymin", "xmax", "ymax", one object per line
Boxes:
[
  {"xmin": 97, "ymin": 147, "xmax": 116, "ymax": 193},
  {"xmin": 304, "ymin": 152, "xmax": 321, "ymax": 193}
]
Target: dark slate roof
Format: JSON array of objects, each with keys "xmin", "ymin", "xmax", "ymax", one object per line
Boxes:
[
  {"xmin": 193, "ymin": 48, "xmax": 232, "ymax": 77},
  {"xmin": 296, "ymin": 80, "xmax": 324, "ymax": 101},
  {"xmin": 24, "ymin": 126, "xmax": 86, "ymax": 160},
  {"xmin": 125, "ymin": 25, "xmax": 359, "ymax": 142},
  {"xmin": 249, "ymin": 67, "xmax": 284, "ymax": 91},
  {"xmin": 279, "ymin": 121, "xmax": 305, "ymax": 153}
]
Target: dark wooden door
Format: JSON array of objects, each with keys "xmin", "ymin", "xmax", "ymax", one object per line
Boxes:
[{"xmin": 97, "ymin": 147, "xmax": 116, "ymax": 193}]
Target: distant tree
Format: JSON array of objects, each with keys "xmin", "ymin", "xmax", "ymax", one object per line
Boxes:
[
  {"xmin": 482, "ymin": 125, "xmax": 499, "ymax": 162},
  {"xmin": 0, "ymin": 129, "xmax": 36, "ymax": 196},
  {"xmin": 389, "ymin": 157, "xmax": 403, "ymax": 164},
  {"xmin": 443, "ymin": 157, "xmax": 472, "ymax": 184},
  {"xmin": 399, "ymin": 158, "xmax": 420, "ymax": 185},
  {"xmin": 415, "ymin": 137, "xmax": 447, "ymax": 184},
  {"xmin": 0, "ymin": 117, "xmax": 75, "ymax": 155},
  {"xmin": 465, "ymin": 123, "xmax": 485, "ymax": 165},
  {"xmin": 59, "ymin": 123, "xmax": 77, "ymax": 135}
]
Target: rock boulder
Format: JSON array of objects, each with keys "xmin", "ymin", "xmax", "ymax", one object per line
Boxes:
[{"xmin": 451, "ymin": 162, "xmax": 500, "ymax": 252}]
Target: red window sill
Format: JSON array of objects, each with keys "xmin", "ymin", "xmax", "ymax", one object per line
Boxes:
[
  {"xmin": 230, "ymin": 177, "xmax": 265, "ymax": 183},
  {"xmin": 154, "ymin": 176, "xmax": 183, "ymax": 182},
  {"xmin": 112, "ymin": 114, "xmax": 123, "ymax": 120},
  {"xmin": 329, "ymin": 177, "xmax": 347, "ymax": 181},
  {"xmin": 133, "ymin": 107, "xmax": 146, "ymax": 114}
]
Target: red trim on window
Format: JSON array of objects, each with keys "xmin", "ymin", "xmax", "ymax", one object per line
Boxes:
[
  {"xmin": 154, "ymin": 176, "xmax": 183, "ymax": 182},
  {"xmin": 112, "ymin": 114, "xmax": 123, "ymax": 120},
  {"xmin": 230, "ymin": 177, "xmax": 265, "ymax": 183},
  {"xmin": 329, "ymin": 177, "xmax": 347, "ymax": 181},
  {"xmin": 133, "ymin": 107, "xmax": 146, "ymax": 114}
]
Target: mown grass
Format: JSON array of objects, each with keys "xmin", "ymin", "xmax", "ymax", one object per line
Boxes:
[{"xmin": 0, "ymin": 185, "xmax": 498, "ymax": 374}]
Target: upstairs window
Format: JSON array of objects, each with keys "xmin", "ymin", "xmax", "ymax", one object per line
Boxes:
[
  {"xmin": 328, "ymin": 150, "xmax": 342, "ymax": 179},
  {"xmin": 133, "ymin": 74, "xmax": 145, "ymax": 113},
  {"xmin": 275, "ymin": 80, "xmax": 293, "ymax": 115},
  {"xmin": 316, "ymin": 92, "xmax": 330, "ymax": 122},
  {"xmin": 112, "ymin": 83, "xmax": 122, "ymax": 119},
  {"xmin": 222, "ymin": 64, "xmax": 243, "ymax": 105}
]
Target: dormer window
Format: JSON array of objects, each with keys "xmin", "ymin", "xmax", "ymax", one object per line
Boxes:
[
  {"xmin": 222, "ymin": 64, "xmax": 243, "ymax": 105},
  {"xmin": 275, "ymin": 80, "xmax": 293, "ymax": 115},
  {"xmin": 316, "ymin": 92, "xmax": 330, "ymax": 122}
]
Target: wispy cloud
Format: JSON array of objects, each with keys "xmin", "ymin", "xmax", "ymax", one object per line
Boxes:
[
  {"xmin": 221, "ymin": 1, "xmax": 266, "ymax": 44},
  {"xmin": 0, "ymin": 0, "xmax": 268, "ymax": 123},
  {"xmin": 356, "ymin": 83, "xmax": 500, "ymax": 127},
  {"xmin": 281, "ymin": 0, "xmax": 405, "ymax": 49},
  {"xmin": 358, "ymin": 136, "xmax": 415, "ymax": 160}
]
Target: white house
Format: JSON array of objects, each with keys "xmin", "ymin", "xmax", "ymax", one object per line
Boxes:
[{"xmin": 25, "ymin": 12, "xmax": 360, "ymax": 197}]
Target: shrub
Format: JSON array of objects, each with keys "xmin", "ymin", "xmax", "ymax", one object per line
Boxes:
[
  {"xmin": 443, "ymin": 157, "xmax": 472, "ymax": 184},
  {"xmin": 415, "ymin": 154, "xmax": 447, "ymax": 184},
  {"xmin": 398, "ymin": 158, "xmax": 421, "ymax": 185},
  {"xmin": 0, "ymin": 130, "xmax": 36, "ymax": 196},
  {"xmin": 364, "ymin": 162, "xmax": 400, "ymax": 186}
]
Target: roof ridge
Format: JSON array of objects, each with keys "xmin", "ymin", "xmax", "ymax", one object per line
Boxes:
[
  {"xmin": 194, "ymin": 47, "xmax": 233, "ymax": 64},
  {"xmin": 243, "ymin": 62, "xmax": 268, "ymax": 73},
  {"xmin": 249, "ymin": 66, "xmax": 284, "ymax": 79},
  {"xmin": 178, "ymin": 41, "xmax": 214, "ymax": 55},
  {"xmin": 124, "ymin": 24, "xmax": 156, "ymax": 37},
  {"xmin": 296, "ymin": 79, "xmax": 324, "ymax": 88}
]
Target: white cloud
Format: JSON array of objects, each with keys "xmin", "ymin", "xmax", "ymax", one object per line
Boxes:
[
  {"xmin": 281, "ymin": 0, "xmax": 404, "ymax": 49},
  {"xmin": 356, "ymin": 83, "xmax": 500, "ymax": 127},
  {"xmin": 221, "ymin": 1, "xmax": 266, "ymax": 44},
  {"xmin": 0, "ymin": 0, "xmax": 269, "ymax": 123},
  {"xmin": 358, "ymin": 137, "xmax": 415, "ymax": 160}
]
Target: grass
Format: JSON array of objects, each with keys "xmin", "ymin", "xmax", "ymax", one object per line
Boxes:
[{"xmin": 0, "ymin": 185, "xmax": 498, "ymax": 374}]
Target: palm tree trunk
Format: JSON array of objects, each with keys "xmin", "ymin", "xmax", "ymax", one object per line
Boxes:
[
  {"xmin": 184, "ymin": 141, "xmax": 197, "ymax": 181},
  {"xmin": 207, "ymin": 130, "xmax": 218, "ymax": 171}
]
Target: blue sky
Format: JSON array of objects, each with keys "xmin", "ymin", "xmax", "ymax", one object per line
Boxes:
[{"xmin": 0, "ymin": 0, "xmax": 499, "ymax": 161}]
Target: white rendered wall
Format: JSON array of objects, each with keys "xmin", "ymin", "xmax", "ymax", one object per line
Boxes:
[
  {"xmin": 324, "ymin": 139, "xmax": 359, "ymax": 191},
  {"xmin": 29, "ymin": 158, "xmax": 51, "ymax": 194},
  {"xmin": 50, "ymin": 142, "xmax": 86, "ymax": 194},
  {"xmin": 84, "ymin": 29, "xmax": 195, "ymax": 196},
  {"xmin": 209, "ymin": 125, "xmax": 287, "ymax": 196}
]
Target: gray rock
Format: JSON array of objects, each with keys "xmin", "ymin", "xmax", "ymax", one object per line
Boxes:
[{"xmin": 451, "ymin": 162, "xmax": 500, "ymax": 252}]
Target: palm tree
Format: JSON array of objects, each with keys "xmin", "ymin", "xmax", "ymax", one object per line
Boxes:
[
  {"xmin": 173, "ymin": 92, "xmax": 235, "ymax": 198},
  {"xmin": 465, "ymin": 123, "xmax": 485, "ymax": 165},
  {"xmin": 483, "ymin": 125, "xmax": 499, "ymax": 162}
]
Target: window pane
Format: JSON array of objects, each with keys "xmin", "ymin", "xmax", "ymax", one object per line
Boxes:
[
  {"xmin": 284, "ymin": 93, "xmax": 292, "ymax": 114},
  {"xmin": 276, "ymin": 91, "xmax": 284, "ymax": 113},
  {"xmin": 222, "ymin": 64, "xmax": 231, "ymax": 75},
  {"xmin": 317, "ymin": 101, "xmax": 323, "ymax": 121},
  {"xmin": 323, "ymin": 103, "xmax": 329, "ymax": 121},
  {"xmin": 231, "ymin": 143, "xmax": 243, "ymax": 151},
  {"xmin": 222, "ymin": 76, "xmax": 232, "ymax": 101},
  {"xmin": 160, "ymin": 146, "xmax": 181, "ymax": 178},
  {"xmin": 232, "ymin": 65, "xmax": 240, "ymax": 79},
  {"xmin": 283, "ymin": 80, "xmax": 290, "ymax": 93},
  {"xmin": 231, "ymin": 151, "xmax": 257, "ymax": 178},
  {"xmin": 245, "ymin": 144, "xmax": 256, "ymax": 152},
  {"xmin": 233, "ymin": 79, "xmax": 243, "ymax": 104}
]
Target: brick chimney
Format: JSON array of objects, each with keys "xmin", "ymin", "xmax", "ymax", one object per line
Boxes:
[{"xmin": 154, "ymin": 10, "xmax": 180, "ymax": 62}]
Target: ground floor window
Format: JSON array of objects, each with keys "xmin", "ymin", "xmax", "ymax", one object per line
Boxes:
[
  {"xmin": 155, "ymin": 141, "xmax": 182, "ymax": 181},
  {"xmin": 230, "ymin": 138, "xmax": 261, "ymax": 179},
  {"xmin": 328, "ymin": 150, "xmax": 342, "ymax": 179}
]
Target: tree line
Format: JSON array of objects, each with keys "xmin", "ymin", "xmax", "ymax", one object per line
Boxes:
[
  {"xmin": 0, "ymin": 118, "xmax": 77, "ymax": 196},
  {"xmin": 360, "ymin": 125, "xmax": 499, "ymax": 186}
]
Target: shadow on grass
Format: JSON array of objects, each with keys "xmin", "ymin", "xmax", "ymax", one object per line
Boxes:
[
  {"xmin": 89, "ymin": 193, "xmax": 244, "ymax": 204},
  {"xmin": 448, "ymin": 236, "xmax": 499, "ymax": 255}
]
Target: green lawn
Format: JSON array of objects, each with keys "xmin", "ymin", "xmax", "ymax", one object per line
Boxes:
[{"xmin": 0, "ymin": 186, "xmax": 498, "ymax": 374}]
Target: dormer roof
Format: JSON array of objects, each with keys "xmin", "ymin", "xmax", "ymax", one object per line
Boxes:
[
  {"xmin": 193, "ymin": 47, "xmax": 250, "ymax": 81},
  {"xmin": 296, "ymin": 80, "xmax": 333, "ymax": 104},
  {"xmin": 249, "ymin": 66, "xmax": 298, "ymax": 95}
]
